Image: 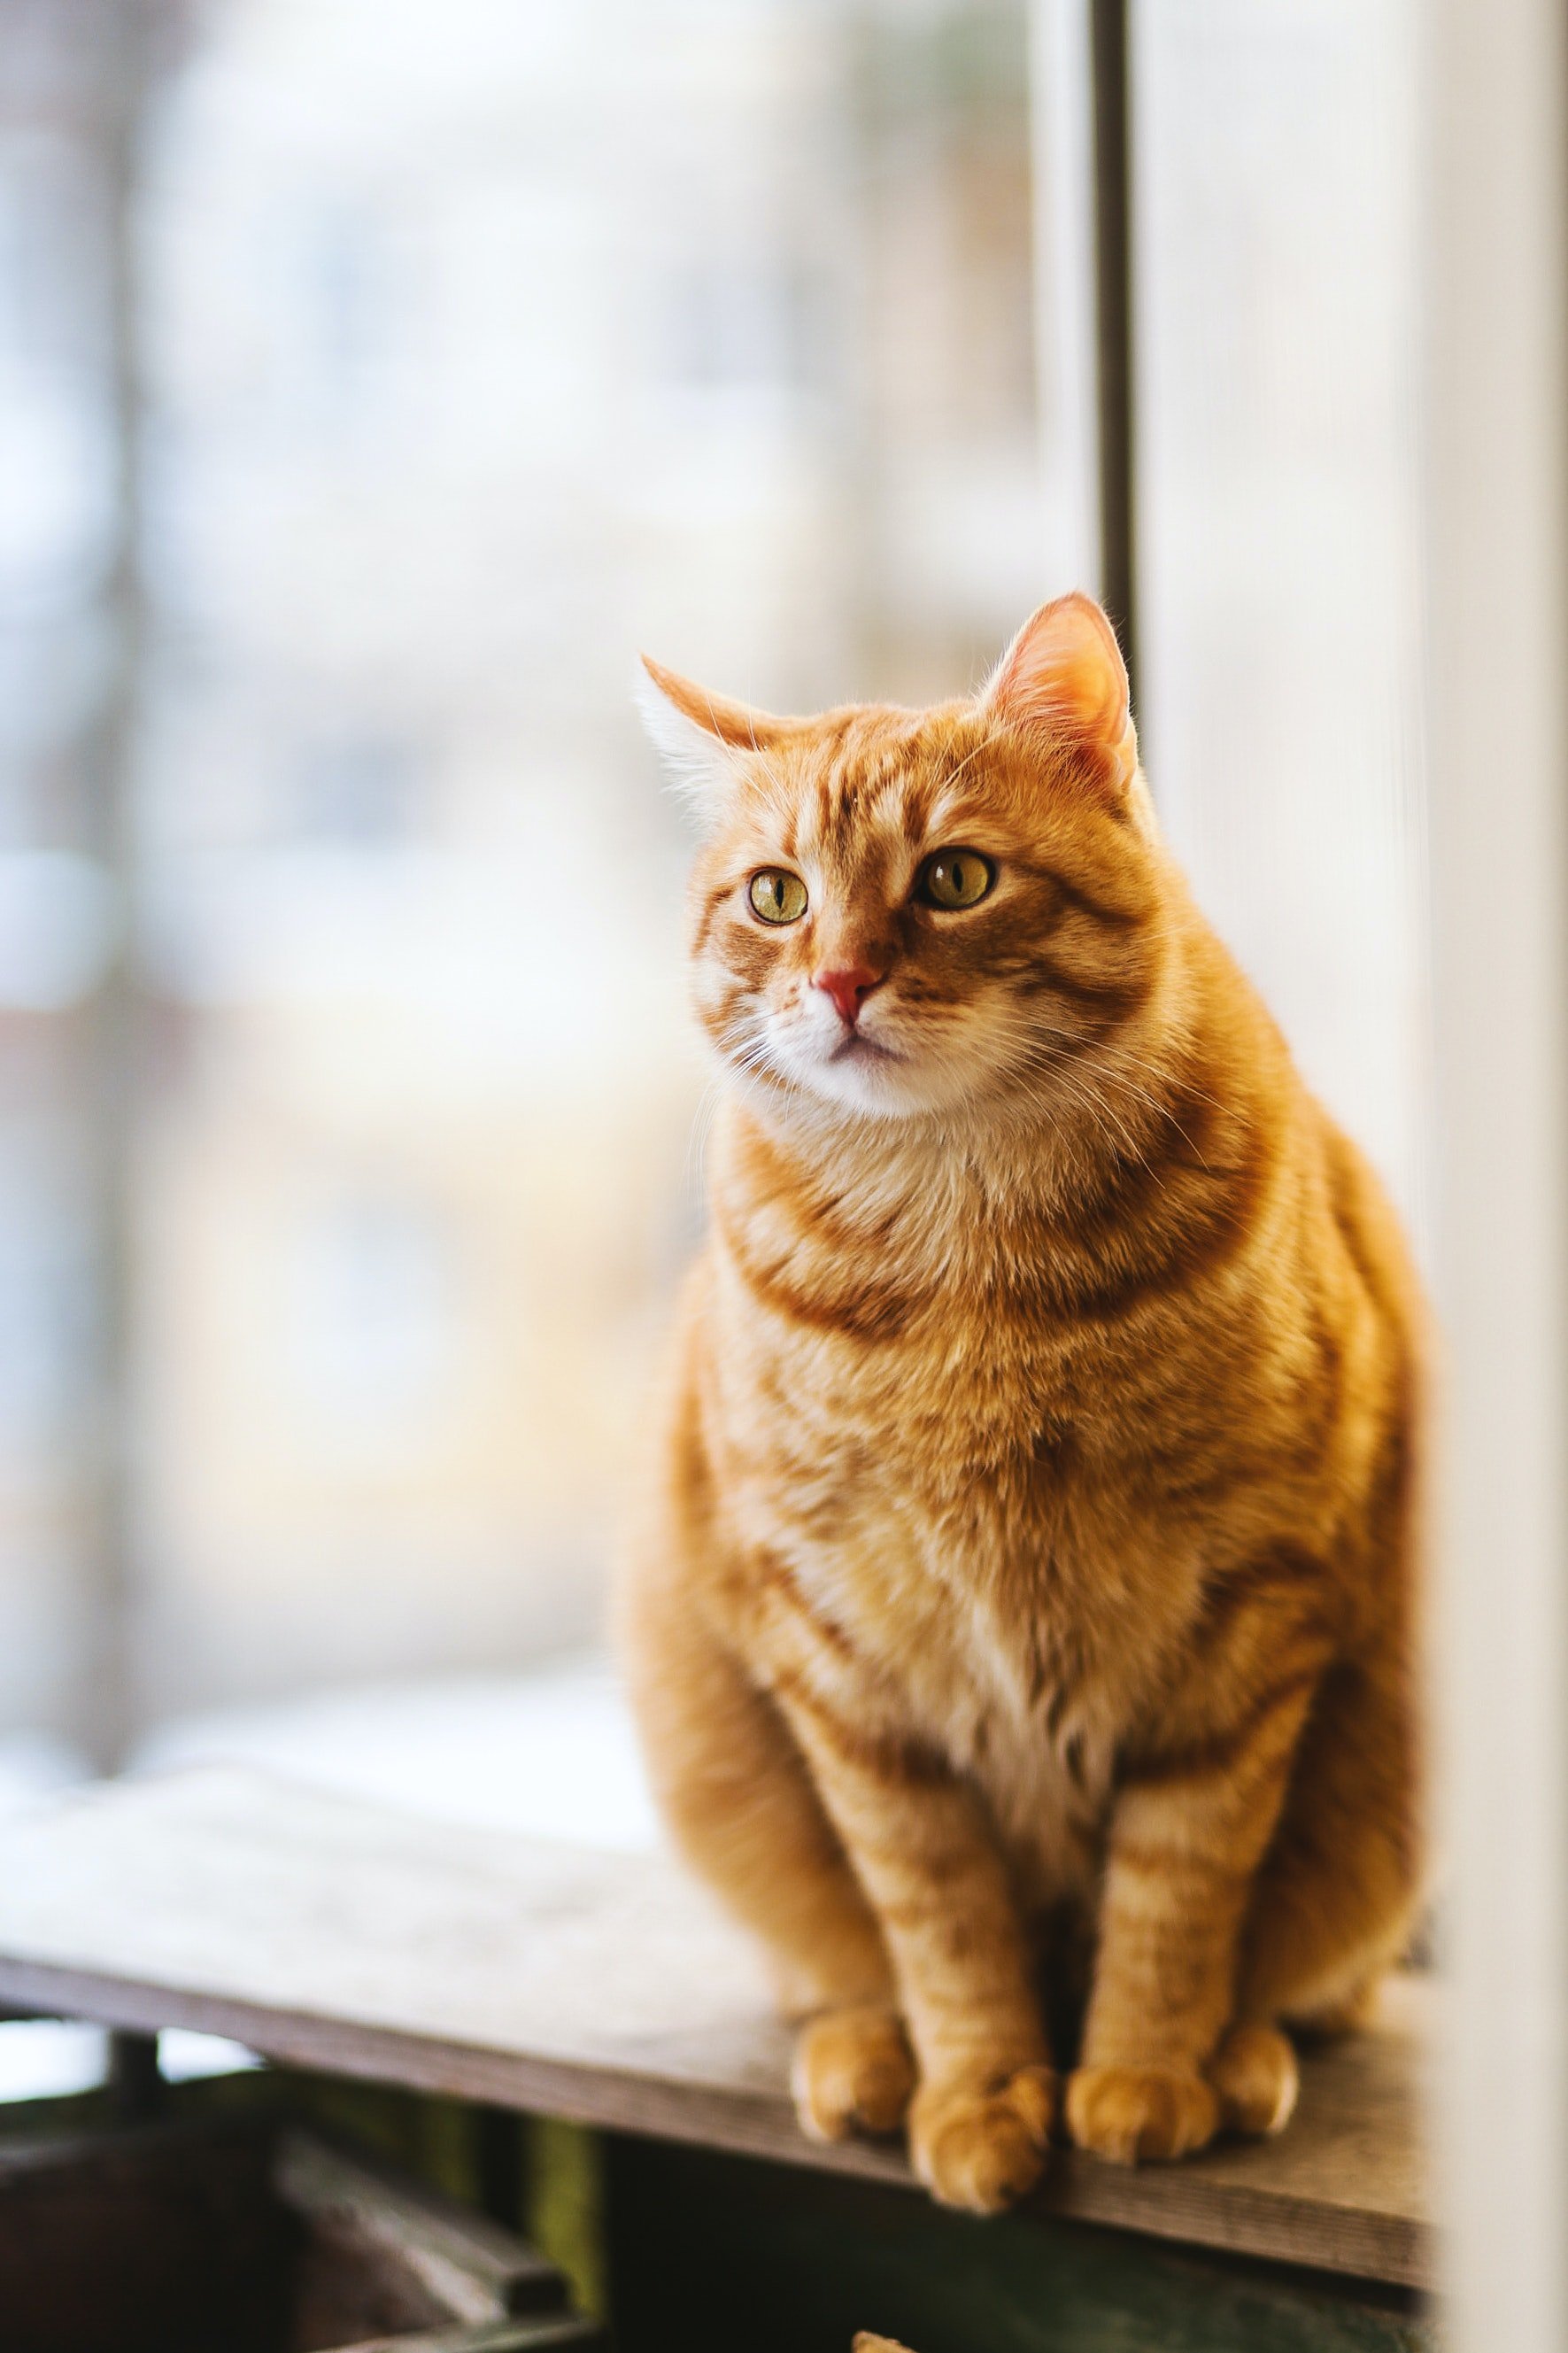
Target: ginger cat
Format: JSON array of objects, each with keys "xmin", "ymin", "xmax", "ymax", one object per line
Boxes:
[{"xmin": 620, "ymin": 593, "xmax": 1423, "ymax": 2213}]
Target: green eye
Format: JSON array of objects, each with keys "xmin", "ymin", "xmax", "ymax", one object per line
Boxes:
[
  {"xmin": 748, "ymin": 869, "xmax": 808, "ymax": 924},
  {"xmin": 918, "ymin": 848, "xmax": 994, "ymax": 909}
]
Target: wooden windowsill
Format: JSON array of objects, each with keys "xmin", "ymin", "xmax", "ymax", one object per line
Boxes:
[{"xmin": 0, "ymin": 1766, "xmax": 1431, "ymax": 2292}]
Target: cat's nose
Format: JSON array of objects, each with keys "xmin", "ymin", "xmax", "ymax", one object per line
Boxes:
[{"xmin": 814, "ymin": 964, "xmax": 884, "ymax": 1026}]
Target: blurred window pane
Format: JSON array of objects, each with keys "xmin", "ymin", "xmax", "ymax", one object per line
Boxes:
[
  {"xmin": 1132, "ymin": 0, "xmax": 1424, "ymax": 1231},
  {"xmin": 0, "ymin": 0, "xmax": 1044, "ymax": 1745}
]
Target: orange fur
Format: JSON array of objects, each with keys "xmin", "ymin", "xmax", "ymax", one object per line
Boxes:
[{"xmin": 620, "ymin": 594, "xmax": 1425, "ymax": 2212}]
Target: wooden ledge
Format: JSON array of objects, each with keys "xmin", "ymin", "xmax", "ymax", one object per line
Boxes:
[{"xmin": 0, "ymin": 1767, "xmax": 1432, "ymax": 2291}]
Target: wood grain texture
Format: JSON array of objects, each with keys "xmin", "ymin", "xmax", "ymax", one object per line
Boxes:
[{"xmin": 0, "ymin": 1768, "xmax": 1432, "ymax": 2288}]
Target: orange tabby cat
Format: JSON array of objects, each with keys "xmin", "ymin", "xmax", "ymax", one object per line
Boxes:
[{"xmin": 620, "ymin": 593, "xmax": 1423, "ymax": 2213}]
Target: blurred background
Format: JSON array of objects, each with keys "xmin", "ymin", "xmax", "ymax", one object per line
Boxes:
[{"xmin": 0, "ymin": 0, "xmax": 1423, "ymax": 1825}]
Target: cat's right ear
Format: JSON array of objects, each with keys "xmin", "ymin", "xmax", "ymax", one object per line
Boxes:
[{"xmin": 636, "ymin": 655, "xmax": 788, "ymax": 824}]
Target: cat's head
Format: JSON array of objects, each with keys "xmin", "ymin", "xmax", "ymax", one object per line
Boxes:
[{"xmin": 638, "ymin": 592, "xmax": 1166, "ymax": 1125}]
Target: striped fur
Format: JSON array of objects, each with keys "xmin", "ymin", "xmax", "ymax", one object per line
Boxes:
[{"xmin": 620, "ymin": 595, "xmax": 1424, "ymax": 2210}]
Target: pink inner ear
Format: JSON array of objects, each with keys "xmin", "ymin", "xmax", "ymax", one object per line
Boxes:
[{"xmin": 986, "ymin": 593, "xmax": 1135, "ymax": 783}]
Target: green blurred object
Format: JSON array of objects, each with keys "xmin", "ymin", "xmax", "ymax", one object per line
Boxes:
[{"xmin": 527, "ymin": 2116, "xmax": 609, "ymax": 2321}]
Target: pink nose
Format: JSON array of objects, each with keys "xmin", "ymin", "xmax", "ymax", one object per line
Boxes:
[{"xmin": 814, "ymin": 964, "xmax": 883, "ymax": 1026}]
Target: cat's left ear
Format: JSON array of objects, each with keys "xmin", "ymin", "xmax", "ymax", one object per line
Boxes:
[
  {"xmin": 636, "ymin": 655, "xmax": 792, "ymax": 823},
  {"xmin": 982, "ymin": 593, "xmax": 1147, "ymax": 820}
]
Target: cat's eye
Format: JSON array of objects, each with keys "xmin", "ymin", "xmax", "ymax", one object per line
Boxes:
[
  {"xmin": 748, "ymin": 868, "xmax": 808, "ymax": 925},
  {"xmin": 917, "ymin": 848, "xmax": 994, "ymax": 909}
]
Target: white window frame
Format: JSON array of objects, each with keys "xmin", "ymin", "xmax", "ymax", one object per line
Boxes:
[{"xmin": 1425, "ymin": 2, "xmax": 1568, "ymax": 2345}]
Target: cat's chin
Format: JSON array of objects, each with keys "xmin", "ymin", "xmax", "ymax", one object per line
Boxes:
[
  {"xmin": 723, "ymin": 1018, "xmax": 1005, "ymax": 1122},
  {"xmin": 769, "ymin": 1047, "xmax": 982, "ymax": 1124},
  {"xmin": 807, "ymin": 1068, "xmax": 928, "ymax": 1119}
]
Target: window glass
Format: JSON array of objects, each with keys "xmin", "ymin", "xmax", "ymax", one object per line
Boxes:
[{"xmin": 0, "ymin": 0, "xmax": 1043, "ymax": 1744}]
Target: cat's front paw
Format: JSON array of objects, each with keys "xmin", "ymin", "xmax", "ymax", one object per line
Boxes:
[
  {"xmin": 1065, "ymin": 2063, "xmax": 1218, "ymax": 2163},
  {"xmin": 909, "ymin": 2065, "xmax": 1056, "ymax": 2213},
  {"xmin": 792, "ymin": 2005, "xmax": 916, "ymax": 2142}
]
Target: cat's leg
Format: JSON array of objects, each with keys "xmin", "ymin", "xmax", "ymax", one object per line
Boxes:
[
  {"xmin": 1235, "ymin": 1642, "xmax": 1421, "ymax": 2043},
  {"xmin": 1066, "ymin": 1668, "xmax": 1324, "ymax": 2164},
  {"xmin": 776, "ymin": 1688, "xmax": 1054, "ymax": 2213},
  {"xmin": 622, "ymin": 1560, "xmax": 915, "ymax": 2140},
  {"xmin": 1201, "ymin": 1644, "xmax": 1417, "ymax": 2143}
]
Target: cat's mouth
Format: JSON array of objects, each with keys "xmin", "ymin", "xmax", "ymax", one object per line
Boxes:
[
  {"xmin": 751, "ymin": 1009, "xmax": 934, "ymax": 1114},
  {"xmin": 828, "ymin": 1030, "xmax": 902, "ymax": 1066}
]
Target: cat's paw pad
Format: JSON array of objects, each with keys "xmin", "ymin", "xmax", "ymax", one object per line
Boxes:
[
  {"xmin": 1065, "ymin": 2064, "xmax": 1218, "ymax": 2164},
  {"xmin": 1209, "ymin": 2024, "xmax": 1298, "ymax": 2137},
  {"xmin": 909, "ymin": 2065, "xmax": 1056, "ymax": 2213},
  {"xmin": 792, "ymin": 2006, "xmax": 916, "ymax": 2142}
]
